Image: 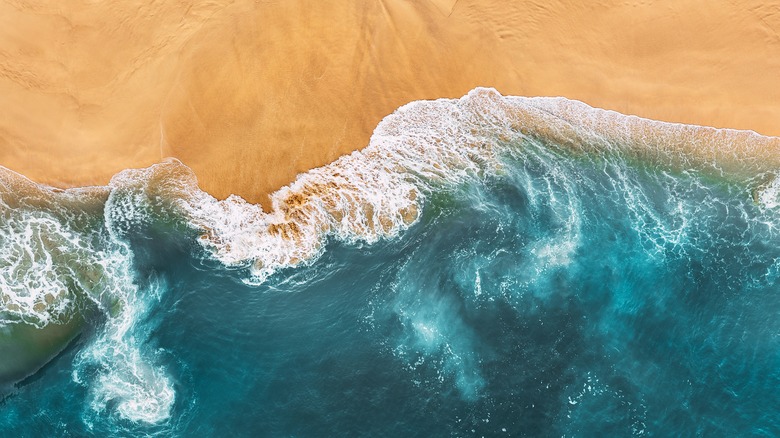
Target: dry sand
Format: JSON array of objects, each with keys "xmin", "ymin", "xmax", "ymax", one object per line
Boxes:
[{"xmin": 2, "ymin": 0, "xmax": 780, "ymax": 208}]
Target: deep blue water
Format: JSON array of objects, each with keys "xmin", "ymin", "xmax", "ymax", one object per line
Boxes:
[{"xmin": 3, "ymin": 139, "xmax": 780, "ymax": 436}]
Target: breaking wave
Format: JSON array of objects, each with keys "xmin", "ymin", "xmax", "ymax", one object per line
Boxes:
[
  {"xmin": 182, "ymin": 88, "xmax": 780, "ymax": 283},
  {"xmin": 1, "ymin": 87, "xmax": 779, "ymax": 428}
]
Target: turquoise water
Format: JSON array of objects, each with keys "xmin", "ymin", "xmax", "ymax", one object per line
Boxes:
[{"xmin": 2, "ymin": 89, "xmax": 780, "ymax": 436}]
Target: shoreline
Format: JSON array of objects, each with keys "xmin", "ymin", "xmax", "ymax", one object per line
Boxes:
[
  {"xmin": 2, "ymin": 0, "xmax": 780, "ymax": 208},
  {"xmin": 2, "ymin": 86, "xmax": 780, "ymax": 391}
]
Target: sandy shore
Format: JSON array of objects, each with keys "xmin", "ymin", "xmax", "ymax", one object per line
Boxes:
[{"xmin": 2, "ymin": 0, "xmax": 780, "ymax": 208}]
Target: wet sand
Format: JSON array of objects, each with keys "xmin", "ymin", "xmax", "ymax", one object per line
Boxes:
[{"xmin": 2, "ymin": 0, "xmax": 779, "ymax": 208}]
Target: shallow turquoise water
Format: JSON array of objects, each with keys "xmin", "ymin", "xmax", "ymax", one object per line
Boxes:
[{"xmin": 3, "ymin": 128, "xmax": 780, "ymax": 437}]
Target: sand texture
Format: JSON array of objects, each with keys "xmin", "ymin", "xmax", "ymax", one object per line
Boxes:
[{"xmin": 2, "ymin": 0, "xmax": 780, "ymax": 207}]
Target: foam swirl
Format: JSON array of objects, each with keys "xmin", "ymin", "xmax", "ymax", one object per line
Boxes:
[{"xmin": 0, "ymin": 166, "xmax": 175, "ymax": 424}]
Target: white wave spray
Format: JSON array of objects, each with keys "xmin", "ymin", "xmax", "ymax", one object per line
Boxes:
[{"xmin": 183, "ymin": 88, "xmax": 780, "ymax": 284}]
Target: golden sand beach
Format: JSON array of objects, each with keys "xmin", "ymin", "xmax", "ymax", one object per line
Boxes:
[{"xmin": 1, "ymin": 0, "xmax": 779, "ymax": 208}]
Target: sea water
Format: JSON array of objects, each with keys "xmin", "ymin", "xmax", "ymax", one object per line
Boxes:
[{"xmin": 1, "ymin": 89, "xmax": 780, "ymax": 436}]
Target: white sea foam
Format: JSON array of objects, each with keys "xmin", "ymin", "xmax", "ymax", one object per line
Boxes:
[
  {"xmin": 75, "ymin": 273, "xmax": 174, "ymax": 425},
  {"xmin": 70, "ymin": 171, "xmax": 177, "ymax": 425},
  {"xmin": 183, "ymin": 89, "xmax": 513, "ymax": 283},
  {"xmin": 756, "ymin": 175, "xmax": 780, "ymax": 210},
  {"xmin": 0, "ymin": 166, "xmax": 175, "ymax": 424},
  {"xmin": 183, "ymin": 88, "xmax": 780, "ymax": 283},
  {"xmin": 0, "ymin": 174, "xmax": 120, "ymax": 329},
  {"xmin": 0, "ymin": 209, "xmax": 83, "ymax": 327}
]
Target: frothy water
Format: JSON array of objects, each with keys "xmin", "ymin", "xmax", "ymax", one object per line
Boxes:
[
  {"xmin": 184, "ymin": 88, "xmax": 780, "ymax": 283},
  {"xmin": 1, "ymin": 88, "xmax": 780, "ymax": 435},
  {"xmin": 0, "ymin": 166, "xmax": 176, "ymax": 425}
]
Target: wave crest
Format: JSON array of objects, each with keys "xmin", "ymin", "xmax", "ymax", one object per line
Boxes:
[{"xmin": 183, "ymin": 88, "xmax": 780, "ymax": 283}]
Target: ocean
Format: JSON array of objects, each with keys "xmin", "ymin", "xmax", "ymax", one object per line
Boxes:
[{"xmin": 1, "ymin": 88, "xmax": 780, "ymax": 436}]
